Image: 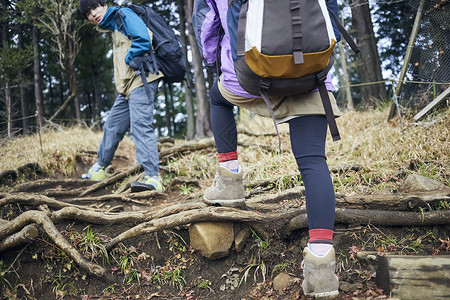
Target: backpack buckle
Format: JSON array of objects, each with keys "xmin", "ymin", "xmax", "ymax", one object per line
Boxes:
[
  {"xmin": 316, "ymin": 71, "xmax": 327, "ymax": 84},
  {"xmin": 259, "ymin": 78, "xmax": 271, "ymax": 92}
]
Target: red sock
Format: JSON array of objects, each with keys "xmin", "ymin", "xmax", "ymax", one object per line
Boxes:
[
  {"xmin": 308, "ymin": 228, "xmax": 333, "ymax": 244},
  {"xmin": 218, "ymin": 151, "xmax": 238, "ymax": 162}
]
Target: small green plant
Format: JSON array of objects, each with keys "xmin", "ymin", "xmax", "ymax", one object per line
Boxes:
[
  {"xmin": 123, "ymin": 268, "xmax": 140, "ymax": 285},
  {"xmin": 102, "ymin": 284, "xmax": 116, "ymax": 295},
  {"xmin": 162, "ymin": 173, "xmax": 175, "ymax": 187},
  {"xmin": 335, "ymin": 249, "xmax": 348, "ymax": 273},
  {"xmin": 179, "ymin": 184, "xmax": 197, "ymax": 195},
  {"xmin": 119, "ymin": 255, "xmax": 134, "ymax": 271},
  {"xmin": 152, "ymin": 265, "xmax": 186, "ymax": 290},
  {"xmin": 52, "ymin": 269, "xmax": 81, "ymax": 298},
  {"xmin": 436, "ymin": 201, "xmax": 450, "ymax": 210},
  {"xmin": 402, "ymin": 230, "xmax": 434, "ymax": 253},
  {"xmin": 165, "ymin": 269, "xmax": 186, "ymax": 290},
  {"xmin": 240, "ymin": 261, "xmax": 267, "ymax": 285},
  {"xmin": 1, "ymin": 204, "xmax": 16, "ymax": 220},
  {"xmin": 197, "ymin": 278, "xmax": 212, "ymax": 290},
  {"xmin": 376, "ymin": 236, "xmax": 398, "ymax": 251},
  {"xmin": 79, "ymin": 226, "xmax": 109, "ymax": 264},
  {"xmin": 167, "ymin": 232, "xmax": 188, "ymax": 253},
  {"xmin": 271, "ymin": 263, "xmax": 287, "ymax": 277},
  {"xmin": 0, "ymin": 260, "xmax": 13, "ymax": 290},
  {"xmin": 250, "ymin": 228, "xmax": 270, "ymax": 250},
  {"xmin": 119, "ymin": 254, "xmax": 140, "ymax": 285}
]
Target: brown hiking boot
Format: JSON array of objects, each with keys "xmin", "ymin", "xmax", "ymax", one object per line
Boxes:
[
  {"xmin": 301, "ymin": 245, "xmax": 339, "ymax": 298},
  {"xmin": 203, "ymin": 166, "xmax": 245, "ymax": 208}
]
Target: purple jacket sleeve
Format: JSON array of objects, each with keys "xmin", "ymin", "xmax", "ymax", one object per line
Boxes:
[{"xmin": 200, "ymin": 0, "xmax": 222, "ymax": 65}]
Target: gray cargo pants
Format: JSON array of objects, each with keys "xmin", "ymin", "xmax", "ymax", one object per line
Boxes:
[{"xmin": 97, "ymin": 83, "xmax": 159, "ymax": 177}]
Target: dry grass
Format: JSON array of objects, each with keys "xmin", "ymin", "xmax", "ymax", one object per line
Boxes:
[
  {"xmin": 326, "ymin": 107, "xmax": 449, "ymax": 193},
  {"xmin": 0, "ymin": 126, "xmax": 134, "ymax": 176},
  {"xmin": 1, "ymin": 106, "xmax": 448, "ymax": 194},
  {"xmin": 236, "ymin": 106, "xmax": 449, "ymax": 194}
]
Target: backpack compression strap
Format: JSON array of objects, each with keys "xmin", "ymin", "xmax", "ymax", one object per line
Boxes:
[
  {"xmin": 290, "ymin": 0, "xmax": 304, "ymax": 64},
  {"xmin": 259, "ymin": 79, "xmax": 282, "ymax": 151}
]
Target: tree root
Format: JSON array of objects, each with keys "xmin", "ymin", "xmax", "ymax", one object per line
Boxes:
[
  {"xmin": 67, "ymin": 194, "xmax": 152, "ymax": 206},
  {"xmin": 105, "ymin": 207, "xmax": 301, "ymax": 250},
  {"xmin": 286, "ymin": 208, "xmax": 450, "ymax": 235},
  {"xmin": 0, "ymin": 193, "xmax": 99, "ymax": 211},
  {"xmin": 51, "ymin": 207, "xmax": 146, "ymax": 224},
  {"xmin": 336, "ymin": 191, "xmax": 450, "ymax": 211},
  {"xmin": 2, "ymin": 174, "xmax": 450, "ymax": 286},
  {"xmin": 0, "ymin": 224, "xmax": 38, "ymax": 252},
  {"xmin": 113, "ymin": 172, "xmax": 144, "ymax": 194},
  {"xmin": 0, "ymin": 210, "xmax": 114, "ymax": 282},
  {"xmin": 12, "ymin": 179, "xmax": 93, "ymax": 193}
]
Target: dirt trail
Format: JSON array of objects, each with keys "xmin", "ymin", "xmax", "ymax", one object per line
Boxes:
[{"xmin": 1, "ymin": 144, "xmax": 449, "ymax": 299}]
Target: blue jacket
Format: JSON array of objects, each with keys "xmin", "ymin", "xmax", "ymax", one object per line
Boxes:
[{"xmin": 98, "ymin": 6, "xmax": 162, "ymax": 97}]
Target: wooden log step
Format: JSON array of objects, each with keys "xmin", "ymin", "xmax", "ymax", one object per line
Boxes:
[{"xmin": 377, "ymin": 255, "xmax": 450, "ymax": 299}]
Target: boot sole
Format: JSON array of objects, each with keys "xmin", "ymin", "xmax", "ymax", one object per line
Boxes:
[
  {"xmin": 131, "ymin": 183, "xmax": 163, "ymax": 193},
  {"xmin": 131, "ymin": 186, "xmax": 155, "ymax": 193},
  {"xmin": 203, "ymin": 196, "xmax": 246, "ymax": 208},
  {"xmin": 304, "ymin": 290, "xmax": 339, "ymax": 298}
]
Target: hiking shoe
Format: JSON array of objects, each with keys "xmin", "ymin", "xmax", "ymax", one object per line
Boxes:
[
  {"xmin": 131, "ymin": 176, "xmax": 163, "ymax": 193},
  {"xmin": 203, "ymin": 166, "xmax": 245, "ymax": 208},
  {"xmin": 301, "ymin": 245, "xmax": 339, "ymax": 298},
  {"xmin": 81, "ymin": 162, "xmax": 105, "ymax": 181}
]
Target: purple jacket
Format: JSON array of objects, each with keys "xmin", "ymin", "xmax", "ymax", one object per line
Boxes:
[{"xmin": 200, "ymin": 0, "xmax": 333, "ymax": 98}]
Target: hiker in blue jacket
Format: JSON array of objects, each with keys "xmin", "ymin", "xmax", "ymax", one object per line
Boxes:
[
  {"xmin": 194, "ymin": 0, "xmax": 342, "ymax": 297},
  {"xmin": 79, "ymin": 0, "xmax": 163, "ymax": 192}
]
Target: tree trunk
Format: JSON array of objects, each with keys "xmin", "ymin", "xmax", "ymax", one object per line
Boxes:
[
  {"xmin": 1, "ymin": 14, "xmax": 11, "ymax": 136},
  {"xmin": 69, "ymin": 39, "xmax": 81, "ymax": 125},
  {"xmin": 338, "ymin": 40, "xmax": 354, "ymax": 110},
  {"xmin": 48, "ymin": 93, "xmax": 76, "ymax": 123},
  {"xmin": 351, "ymin": 0, "xmax": 386, "ymax": 107},
  {"xmin": 33, "ymin": 24, "xmax": 45, "ymax": 129},
  {"xmin": 91, "ymin": 72, "xmax": 101, "ymax": 125},
  {"xmin": 163, "ymin": 83, "xmax": 173, "ymax": 137},
  {"xmin": 185, "ymin": 0, "xmax": 212, "ymax": 138},
  {"xmin": 70, "ymin": 67, "xmax": 81, "ymax": 125},
  {"xmin": 34, "ymin": 0, "xmax": 83, "ymax": 124},
  {"xmin": 18, "ymin": 24, "xmax": 29, "ymax": 133},
  {"xmin": 19, "ymin": 81, "xmax": 28, "ymax": 133},
  {"xmin": 5, "ymin": 81, "xmax": 12, "ymax": 137},
  {"xmin": 178, "ymin": 0, "xmax": 195, "ymax": 140}
]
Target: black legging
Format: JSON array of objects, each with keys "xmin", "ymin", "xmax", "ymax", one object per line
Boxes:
[{"xmin": 210, "ymin": 80, "xmax": 335, "ymax": 231}]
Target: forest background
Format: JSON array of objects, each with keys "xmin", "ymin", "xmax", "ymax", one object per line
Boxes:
[{"xmin": 0, "ymin": 0, "xmax": 448, "ymax": 140}]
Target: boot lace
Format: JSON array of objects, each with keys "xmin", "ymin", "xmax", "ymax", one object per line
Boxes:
[{"xmin": 209, "ymin": 171, "xmax": 224, "ymax": 191}]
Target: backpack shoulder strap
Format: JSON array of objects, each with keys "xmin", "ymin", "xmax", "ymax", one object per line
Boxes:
[
  {"xmin": 236, "ymin": 0, "xmax": 248, "ymax": 57},
  {"xmin": 327, "ymin": 8, "xmax": 360, "ymax": 54},
  {"xmin": 114, "ymin": 9, "xmax": 126, "ymax": 34}
]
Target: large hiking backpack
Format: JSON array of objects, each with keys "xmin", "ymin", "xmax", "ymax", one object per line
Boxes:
[
  {"xmin": 115, "ymin": 4, "xmax": 187, "ymax": 84},
  {"xmin": 193, "ymin": 0, "xmax": 359, "ymax": 145},
  {"xmin": 227, "ymin": 0, "xmax": 359, "ymax": 142}
]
